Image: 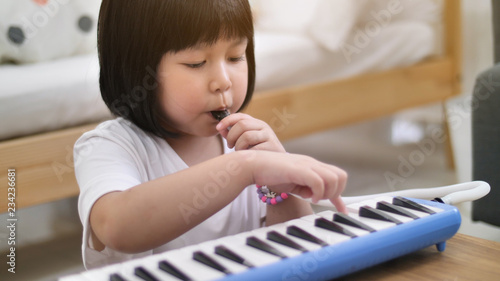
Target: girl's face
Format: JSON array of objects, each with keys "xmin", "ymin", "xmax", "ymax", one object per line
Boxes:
[{"xmin": 157, "ymin": 37, "xmax": 249, "ymax": 137}]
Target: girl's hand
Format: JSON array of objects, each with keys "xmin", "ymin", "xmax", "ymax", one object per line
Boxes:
[
  {"xmin": 245, "ymin": 151, "xmax": 348, "ymax": 213},
  {"xmin": 216, "ymin": 113, "xmax": 286, "ymax": 153}
]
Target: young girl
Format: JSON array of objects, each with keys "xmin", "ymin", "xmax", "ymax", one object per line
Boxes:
[{"xmin": 74, "ymin": 0, "xmax": 347, "ymax": 269}]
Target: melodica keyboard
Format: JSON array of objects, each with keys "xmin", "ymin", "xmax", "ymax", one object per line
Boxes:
[{"xmin": 60, "ymin": 196, "xmax": 461, "ymax": 281}]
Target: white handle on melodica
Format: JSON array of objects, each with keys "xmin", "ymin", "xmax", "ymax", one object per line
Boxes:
[{"xmin": 311, "ymin": 181, "xmax": 491, "ymax": 207}]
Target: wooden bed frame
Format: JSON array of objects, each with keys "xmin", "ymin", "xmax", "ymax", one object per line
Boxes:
[{"xmin": 0, "ymin": 0, "xmax": 462, "ymax": 213}]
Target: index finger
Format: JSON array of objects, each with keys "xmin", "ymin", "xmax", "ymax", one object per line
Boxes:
[
  {"xmin": 330, "ymin": 196, "xmax": 347, "ymax": 214},
  {"xmin": 216, "ymin": 112, "xmax": 252, "ymax": 131}
]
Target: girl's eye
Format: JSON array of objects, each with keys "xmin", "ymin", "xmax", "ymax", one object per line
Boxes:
[
  {"xmin": 185, "ymin": 61, "xmax": 205, "ymax": 68},
  {"xmin": 229, "ymin": 55, "xmax": 246, "ymax": 63}
]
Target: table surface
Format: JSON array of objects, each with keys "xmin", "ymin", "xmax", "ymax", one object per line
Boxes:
[{"xmin": 339, "ymin": 233, "xmax": 500, "ymax": 280}]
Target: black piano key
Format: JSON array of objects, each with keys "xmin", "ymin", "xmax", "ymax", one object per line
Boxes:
[
  {"xmin": 267, "ymin": 230, "xmax": 308, "ymax": 252},
  {"xmin": 333, "ymin": 212, "xmax": 376, "ymax": 233},
  {"xmin": 376, "ymin": 201, "xmax": 420, "ymax": 219},
  {"xmin": 314, "ymin": 217, "xmax": 358, "ymax": 238},
  {"xmin": 193, "ymin": 251, "xmax": 232, "ymax": 275},
  {"xmin": 286, "ymin": 225, "xmax": 328, "ymax": 247},
  {"xmin": 246, "ymin": 236, "xmax": 287, "ymax": 259},
  {"xmin": 215, "ymin": 245, "xmax": 255, "ymax": 268},
  {"xmin": 110, "ymin": 273, "xmax": 128, "ymax": 281},
  {"xmin": 393, "ymin": 196, "xmax": 436, "ymax": 214},
  {"xmin": 359, "ymin": 206, "xmax": 403, "ymax": 225},
  {"xmin": 134, "ymin": 266, "xmax": 160, "ymax": 281},
  {"xmin": 159, "ymin": 260, "xmax": 192, "ymax": 281}
]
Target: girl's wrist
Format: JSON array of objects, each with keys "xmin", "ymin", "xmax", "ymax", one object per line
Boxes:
[
  {"xmin": 256, "ymin": 184, "xmax": 289, "ymax": 205},
  {"xmin": 232, "ymin": 150, "xmax": 260, "ymax": 186},
  {"xmin": 235, "ymin": 151, "xmax": 291, "ymax": 205}
]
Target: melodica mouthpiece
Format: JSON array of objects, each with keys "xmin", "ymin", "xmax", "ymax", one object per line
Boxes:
[{"xmin": 211, "ymin": 110, "xmax": 230, "ymax": 121}]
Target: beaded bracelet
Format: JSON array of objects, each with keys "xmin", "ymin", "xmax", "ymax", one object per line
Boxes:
[{"xmin": 256, "ymin": 184, "xmax": 289, "ymax": 205}]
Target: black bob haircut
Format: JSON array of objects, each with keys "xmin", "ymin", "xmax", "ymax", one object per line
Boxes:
[{"xmin": 97, "ymin": 0, "xmax": 256, "ymax": 138}]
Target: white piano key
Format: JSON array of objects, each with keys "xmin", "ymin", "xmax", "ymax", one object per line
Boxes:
[
  {"xmin": 400, "ymin": 208, "xmax": 433, "ymax": 218},
  {"xmin": 374, "ymin": 196, "xmax": 397, "ymax": 204},
  {"xmin": 346, "ymin": 202, "xmax": 365, "ymax": 214},
  {"xmin": 374, "ymin": 208, "xmax": 415, "ymax": 223},
  {"xmin": 314, "ymin": 210, "xmax": 336, "ymax": 219},
  {"xmin": 347, "ymin": 198, "xmax": 388, "ymax": 214},
  {"xmin": 299, "ymin": 213, "xmax": 319, "ymax": 221},
  {"xmin": 348, "ymin": 213, "xmax": 396, "ymax": 231}
]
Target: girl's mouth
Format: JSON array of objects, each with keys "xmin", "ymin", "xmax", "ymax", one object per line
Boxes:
[{"xmin": 211, "ymin": 110, "xmax": 230, "ymax": 121}]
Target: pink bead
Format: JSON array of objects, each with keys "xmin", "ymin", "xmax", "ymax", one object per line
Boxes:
[
  {"xmin": 281, "ymin": 193, "xmax": 289, "ymax": 199},
  {"xmin": 271, "ymin": 198, "xmax": 277, "ymax": 205},
  {"xmin": 262, "ymin": 196, "xmax": 267, "ymax": 203},
  {"xmin": 256, "ymin": 184, "xmax": 262, "ymax": 188}
]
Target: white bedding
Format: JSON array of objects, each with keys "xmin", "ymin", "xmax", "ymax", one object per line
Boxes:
[
  {"xmin": 0, "ymin": 53, "xmax": 111, "ymax": 140},
  {"xmin": 0, "ymin": 0, "xmax": 442, "ymax": 140},
  {"xmin": 255, "ymin": 21, "xmax": 435, "ymax": 91}
]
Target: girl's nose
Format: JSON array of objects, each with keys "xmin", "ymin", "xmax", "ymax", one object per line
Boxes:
[{"xmin": 209, "ymin": 63, "xmax": 232, "ymax": 94}]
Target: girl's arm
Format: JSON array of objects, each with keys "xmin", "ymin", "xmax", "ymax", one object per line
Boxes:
[
  {"xmin": 90, "ymin": 150, "xmax": 346, "ymax": 254},
  {"xmin": 90, "ymin": 150, "xmax": 254, "ymax": 254}
]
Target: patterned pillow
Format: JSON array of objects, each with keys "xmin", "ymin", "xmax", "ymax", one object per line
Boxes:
[{"xmin": 0, "ymin": 0, "xmax": 101, "ymax": 64}]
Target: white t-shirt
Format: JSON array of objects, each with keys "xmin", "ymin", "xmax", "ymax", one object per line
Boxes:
[{"xmin": 74, "ymin": 118, "xmax": 266, "ymax": 269}]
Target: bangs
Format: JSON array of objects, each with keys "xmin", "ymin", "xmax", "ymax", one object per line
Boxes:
[{"xmin": 162, "ymin": 0, "xmax": 254, "ymax": 52}]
